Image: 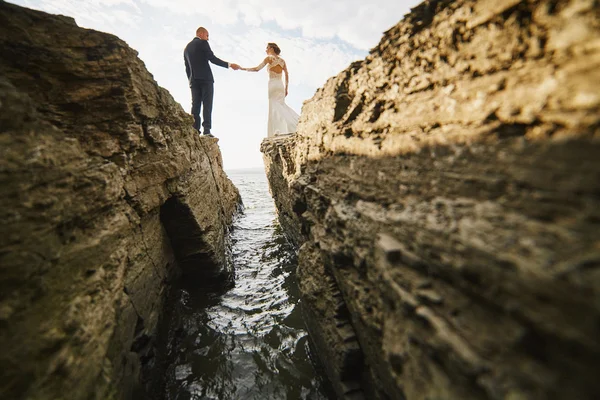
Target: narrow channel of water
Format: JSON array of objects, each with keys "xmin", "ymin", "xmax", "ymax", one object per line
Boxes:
[{"xmin": 161, "ymin": 168, "xmax": 332, "ymax": 400}]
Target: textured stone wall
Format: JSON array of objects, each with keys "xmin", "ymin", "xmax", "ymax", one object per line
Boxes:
[
  {"xmin": 0, "ymin": 2, "xmax": 240, "ymax": 399},
  {"xmin": 262, "ymin": 0, "xmax": 600, "ymax": 399}
]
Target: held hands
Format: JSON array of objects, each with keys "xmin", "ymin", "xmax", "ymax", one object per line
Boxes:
[{"xmin": 230, "ymin": 63, "xmax": 241, "ymax": 70}]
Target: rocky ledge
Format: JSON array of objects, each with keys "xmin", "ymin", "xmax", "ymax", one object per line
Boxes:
[
  {"xmin": 262, "ymin": 0, "xmax": 600, "ymax": 399},
  {"xmin": 0, "ymin": 2, "xmax": 240, "ymax": 399}
]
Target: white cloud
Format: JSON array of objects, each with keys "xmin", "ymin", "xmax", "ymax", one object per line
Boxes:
[
  {"xmin": 138, "ymin": 0, "xmax": 413, "ymax": 50},
  {"xmin": 17, "ymin": 0, "xmax": 141, "ymax": 30}
]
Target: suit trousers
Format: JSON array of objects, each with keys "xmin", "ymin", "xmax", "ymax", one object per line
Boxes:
[{"xmin": 190, "ymin": 81, "xmax": 214, "ymax": 132}]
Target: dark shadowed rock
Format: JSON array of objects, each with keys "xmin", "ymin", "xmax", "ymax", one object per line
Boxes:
[
  {"xmin": 262, "ymin": 0, "xmax": 600, "ymax": 399},
  {"xmin": 0, "ymin": 2, "xmax": 240, "ymax": 399}
]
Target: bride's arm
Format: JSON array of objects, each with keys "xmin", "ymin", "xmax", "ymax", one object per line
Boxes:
[{"xmin": 242, "ymin": 57, "xmax": 270, "ymax": 72}]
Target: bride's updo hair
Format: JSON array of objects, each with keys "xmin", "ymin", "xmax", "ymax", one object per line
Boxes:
[{"xmin": 268, "ymin": 42, "xmax": 281, "ymax": 55}]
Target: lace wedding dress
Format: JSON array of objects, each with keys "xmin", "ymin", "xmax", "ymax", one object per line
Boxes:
[{"xmin": 246, "ymin": 56, "xmax": 299, "ymax": 138}]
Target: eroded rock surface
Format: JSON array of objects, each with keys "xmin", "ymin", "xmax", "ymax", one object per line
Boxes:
[
  {"xmin": 0, "ymin": 2, "xmax": 240, "ymax": 399},
  {"xmin": 262, "ymin": 0, "xmax": 600, "ymax": 399}
]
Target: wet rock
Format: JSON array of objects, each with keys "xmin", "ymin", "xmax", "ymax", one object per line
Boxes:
[
  {"xmin": 0, "ymin": 2, "xmax": 240, "ymax": 399},
  {"xmin": 262, "ymin": 0, "xmax": 600, "ymax": 399}
]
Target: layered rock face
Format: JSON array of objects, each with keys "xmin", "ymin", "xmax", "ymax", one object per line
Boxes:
[
  {"xmin": 0, "ymin": 2, "xmax": 240, "ymax": 399},
  {"xmin": 262, "ymin": 0, "xmax": 600, "ymax": 399}
]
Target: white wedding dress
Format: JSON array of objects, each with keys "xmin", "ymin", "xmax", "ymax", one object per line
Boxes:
[{"xmin": 247, "ymin": 56, "xmax": 299, "ymax": 138}]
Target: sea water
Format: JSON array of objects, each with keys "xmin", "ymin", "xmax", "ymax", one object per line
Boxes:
[{"xmin": 161, "ymin": 168, "xmax": 331, "ymax": 400}]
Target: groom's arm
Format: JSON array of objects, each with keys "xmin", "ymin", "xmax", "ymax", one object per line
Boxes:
[
  {"xmin": 184, "ymin": 51, "xmax": 191, "ymax": 79},
  {"xmin": 201, "ymin": 41, "xmax": 229, "ymax": 69}
]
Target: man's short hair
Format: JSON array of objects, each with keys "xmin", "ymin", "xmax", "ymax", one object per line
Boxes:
[{"xmin": 196, "ymin": 27, "xmax": 207, "ymax": 35}]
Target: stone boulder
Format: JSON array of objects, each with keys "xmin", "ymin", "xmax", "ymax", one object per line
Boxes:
[
  {"xmin": 261, "ymin": 0, "xmax": 600, "ymax": 398},
  {"xmin": 0, "ymin": 2, "xmax": 240, "ymax": 399}
]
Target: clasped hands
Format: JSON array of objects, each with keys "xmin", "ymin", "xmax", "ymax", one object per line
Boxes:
[{"xmin": 230, "ymin": 63, "xmax": 242, "ymax": 70}]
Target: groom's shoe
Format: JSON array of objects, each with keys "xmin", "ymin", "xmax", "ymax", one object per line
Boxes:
[{"xmin": 203, "ymin": 130, "xmax": 214, "ymax": 138}]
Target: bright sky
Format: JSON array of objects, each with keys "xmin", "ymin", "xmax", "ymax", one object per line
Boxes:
[{"xmin": 10, "ymin": 0, "xmax": 420, "ymax": 169}]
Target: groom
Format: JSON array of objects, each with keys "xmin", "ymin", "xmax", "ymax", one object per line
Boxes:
[{"xmin": 184, "ymin": 27, "xmax": 240, "ymax": 137}]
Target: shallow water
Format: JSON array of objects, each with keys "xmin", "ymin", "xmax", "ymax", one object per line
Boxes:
[{"xmin": 161, "ymin": 169, "xmax": 331, "ymax": 400}]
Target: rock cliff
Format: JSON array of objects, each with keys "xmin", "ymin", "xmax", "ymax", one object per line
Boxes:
[
  {"xmin": 0, "ymin": 2, "xmax": 240, "ymax": 399},
  {"xmin": 262, "ymin": 0, "xmax": 600, "ymax": 399}
]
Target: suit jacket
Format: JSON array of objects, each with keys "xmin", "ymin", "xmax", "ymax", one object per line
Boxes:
[{"xmin": 184, "ymin": 37, "xmax": 229, "ymax": 85}]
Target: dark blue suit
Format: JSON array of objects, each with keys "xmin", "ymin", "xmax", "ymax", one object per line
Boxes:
[{"xmin": 184, "ymin": 37, "xmax": 229, "ymax": 133}]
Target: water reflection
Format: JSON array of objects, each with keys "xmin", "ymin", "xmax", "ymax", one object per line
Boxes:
[{"xmin": 162, "ymin": 170, "xmax": 331, "ymax": 400}]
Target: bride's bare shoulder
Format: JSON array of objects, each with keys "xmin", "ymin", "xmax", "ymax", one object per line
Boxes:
[{"xmin": 272, "ymin": 56, "xmax": 285, "ymax": 64}]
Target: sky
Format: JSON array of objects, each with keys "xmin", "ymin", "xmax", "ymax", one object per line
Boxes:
[{"xmin": 10, "ymin": 0, "xmax": 421, "ymax": 170}]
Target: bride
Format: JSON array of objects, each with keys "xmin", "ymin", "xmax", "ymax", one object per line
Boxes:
[{"xmin": 241, "ymin": 43, "xmax": 299, "ymax": 138}]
